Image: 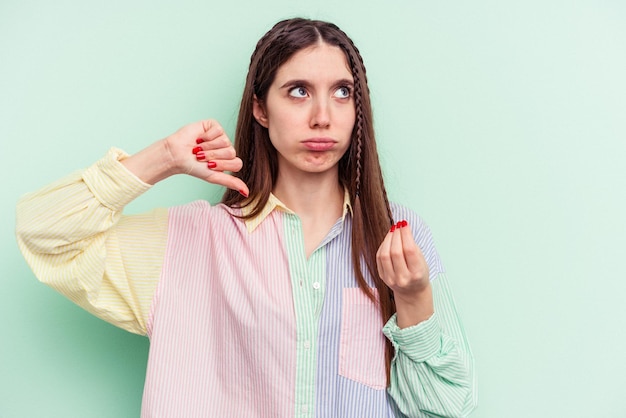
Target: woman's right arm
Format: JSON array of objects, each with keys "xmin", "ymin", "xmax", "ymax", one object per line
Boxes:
[
  {"xmin": 16, "ymin": 147, "xmax": 166, "ymax": 335},
  {"xmin": 16, "ymin": 120, "xmax": 247, "ymax": 335}
]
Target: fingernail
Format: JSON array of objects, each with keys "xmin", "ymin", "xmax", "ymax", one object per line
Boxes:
[
  {"xmin": 239, "ymin": 189, "xmax": 248, "ymax": 198},
  {"xmin": 390, "ymin": 224, "xmax": 396, "ymax": 233},
  {"xmin": 400, "ymin": 220, "xmax": 408, "ymax": 228},
  {"xmin": 207, "ymin": 161, "xmax": 217, "ymax": 169},
  {"xmin": 196, "ymin": 151, "xmax": 205, "ymax": 160},
  {"xmin": 195, "ymin": 138, "xmax": 204, "ymax": 144},
  {"xmin": 192, "ymin": 146, "xmax": 202, "ymax": 154}
]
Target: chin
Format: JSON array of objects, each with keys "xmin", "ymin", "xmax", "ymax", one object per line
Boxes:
[
  {"xmin": 301, "ymin": 162, "xmax": 339, "ymax": 174},
  {"xmin": 303, "ymin": 155, "xmax": 341, "ymax": 169}
]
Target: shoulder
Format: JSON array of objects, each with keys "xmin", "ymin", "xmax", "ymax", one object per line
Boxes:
[
  {"xmin": 168, "ymin": 200, "xmax": 240, "ymax": 213},
  {"xmin": 167, "ymin": 200, "xmax": 243, "ymax": 225}
]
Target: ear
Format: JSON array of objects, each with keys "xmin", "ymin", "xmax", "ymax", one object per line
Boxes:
[{"xmin": 252, "ymin": 95, "xmax": 269, "ymax": 128}]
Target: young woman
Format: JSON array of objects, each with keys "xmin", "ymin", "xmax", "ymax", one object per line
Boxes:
[{"xmin": 16, "ymin": 18, "xmax": 477, "ymax": 417}]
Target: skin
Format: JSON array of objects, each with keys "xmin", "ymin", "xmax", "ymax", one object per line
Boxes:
[{"xmin": 121, "ymin": 41, "xmax": 433, "ymax": 329}]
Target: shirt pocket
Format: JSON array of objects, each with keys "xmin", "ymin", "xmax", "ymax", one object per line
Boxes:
[{"xmin": 338, "ymin": 287, "xmax": 387, "ymax": 390}]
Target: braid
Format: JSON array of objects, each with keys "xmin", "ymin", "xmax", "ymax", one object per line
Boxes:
[
  {"xmin": 340, "ymin": 38, "xmax": 365, "ymax": 200},
  {"xmin": 353, "ymin": 73, "xmax": 364, "ymax": 198}
]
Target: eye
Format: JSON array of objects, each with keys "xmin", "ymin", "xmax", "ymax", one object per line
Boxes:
[
  {"xmin": 288, "ymin": 86, "xmax": 308, "ymax": 98},
  {"xmin": 334, "ymin": 86, "xmax": 352, "ymax": 99}
]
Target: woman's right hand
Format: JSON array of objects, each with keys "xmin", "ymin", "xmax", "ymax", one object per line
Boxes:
[
  {"xmin": 122, "ymin": 119, "xmax": 249, "ymax": 196},
  {"xmin": 166, "ymin": 120, "xmax": 248, "ymax": 196}
]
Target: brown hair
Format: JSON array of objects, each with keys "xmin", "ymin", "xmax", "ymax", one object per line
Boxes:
[{"xmin": 222, "ymin": 17, "xmax": 397, "ymax": 382}]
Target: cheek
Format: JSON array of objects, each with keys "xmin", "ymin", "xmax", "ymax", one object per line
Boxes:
[
  {"xmin": 268, "ymin": 110, "xmax": 298, "ymax": 133},
  {"xmin": 342, "ymin": 108, "xmax": 357, "ymax": 131},
  {"xmin": 348, "ymin": 116, "xmax": 356, "ymax": 131},
  {"xmin": 267, "ymin": 117, "xmax": 291, "ymax": 146}
]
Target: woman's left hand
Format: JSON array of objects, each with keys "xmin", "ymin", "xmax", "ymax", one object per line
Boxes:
[{"xmin": 376, "ymin": 220, "xmax": 434, "ymax": 328}]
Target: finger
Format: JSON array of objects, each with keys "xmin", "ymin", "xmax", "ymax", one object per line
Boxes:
[
  {"xmin": 195, "ymin": 147, "xmax": 237, "ymax": 162},
  {"xmin": 389, "ymin": 222, "xmax": 410, "ymax": 278},
  {"xmin": 199, "ymin": 122, "xmax": 228, "ymax": 144},
  {"xmin": 376, "ymin": 226, "xmax": 395, "ymax": 281},
  {"xmin": 200, "ymin": 119, "xmax": 217, "ymax": 132},
  {"xmin": 399, "ymin": 221, "xmax": 429, "ymax": 279},
  {"xmin": 197, "ymin": 135, "xmax": 233, "ymax": 152},
  {"xmin": 203, "ymin": 170, "xmax": 249, "ymax": 196},
  {"xmin": 205, "ymin": 158, "xmax": 244, "ymax": 173}
]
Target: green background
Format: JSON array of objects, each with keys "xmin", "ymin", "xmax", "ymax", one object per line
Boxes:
[{"xmin": 2, "ymin": 0, "xmax": 625, "ymax": 417}]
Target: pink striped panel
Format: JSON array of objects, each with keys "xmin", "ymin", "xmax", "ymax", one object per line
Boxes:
[
  {"xmin": 142, "ymin": 201, "xmax": 296, "ymax": 418},
  {"xmin": 338, "ymin": 287, "xmax": 387, "ymax": 390}
]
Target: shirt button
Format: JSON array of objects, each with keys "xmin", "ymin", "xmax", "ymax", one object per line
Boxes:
[
  {"xmin": 301, "ymin": 405, "xmax": 308, "ymax": 413},
  {"xmin": 312, "ymin": 282, "xmax": 320, "ymax": 290},
  {"xmin": 303, "ymin": 340, "xmax": 311, "ymax": 349}
]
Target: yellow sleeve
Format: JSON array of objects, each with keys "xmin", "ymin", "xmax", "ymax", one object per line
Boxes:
[{"xmin": 16, "ymin": 148, "xmax": 168, "ymax": 335}]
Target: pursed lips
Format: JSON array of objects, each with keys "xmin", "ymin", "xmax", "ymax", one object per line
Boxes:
[{"xmin": 301, "ymin": 138, "xmax": 337, "ymax": 151}]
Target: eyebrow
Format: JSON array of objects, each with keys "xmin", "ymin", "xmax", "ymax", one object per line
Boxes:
[{"xmin": 279, "ymin": 78, "xmax": 355, "ymax": 89}]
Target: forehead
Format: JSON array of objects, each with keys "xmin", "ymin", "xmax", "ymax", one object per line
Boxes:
[{"xmin": 274, "ymin": 42, "xmax": 353, "ymax": 83}]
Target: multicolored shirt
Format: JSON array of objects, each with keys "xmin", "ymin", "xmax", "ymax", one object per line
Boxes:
[{"xmin": 16, "ymin": 148, "xmax": 477, "ymax": 417}]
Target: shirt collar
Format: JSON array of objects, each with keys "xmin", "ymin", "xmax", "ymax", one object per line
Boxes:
[{"xmin": 242, "ymin": 188, "xmax": 353, "ymax": 233}]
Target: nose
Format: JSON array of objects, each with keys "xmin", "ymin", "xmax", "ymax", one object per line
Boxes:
[{"xmin": 310, "ymin": 97, "xmax": 330, "ymax": 128}]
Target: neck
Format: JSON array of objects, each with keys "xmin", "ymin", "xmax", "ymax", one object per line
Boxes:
[
  {"xmin": 273, "ymin": 167, "xmax": 346, "ymax": 258},
  {"xmin": 273, "ymin": 169, "xmax": 344, "ymax": 220}
]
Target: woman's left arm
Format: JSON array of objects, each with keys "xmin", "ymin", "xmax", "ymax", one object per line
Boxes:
[{"xmin": 377, "ymin": 220, "xmax": 477, "ymax": 418}]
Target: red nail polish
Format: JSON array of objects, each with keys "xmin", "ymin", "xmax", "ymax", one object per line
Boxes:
[
  {"xmin": 390, "ymin": 225, "xmax": 396, "ymax": 233},
  {"xmin": 400, "ymin": 220, "xmax": 408, "ymax": 228},
  {"xmin": 195, "ymin": 138, "xmax": 203, "ymax": 144},
  {"xmin": 207, "ymin": 161, "xmax": 217, "ymax": 169},
  {"xmin": 192, "ymin": 146, "xmax": 202, "ymax": 154},
  {"xmin": 196, "ymin": 152, "xmax": 205, "ymax": 160},
  {"xmin": 239, "ymin": 189, "xmax": 249, "ymax": 198}
]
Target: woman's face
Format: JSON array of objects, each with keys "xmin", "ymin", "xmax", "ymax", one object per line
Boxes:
[{"xmin": 253, "ymin": 42, "xmax": 356, "ymax": 179}]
